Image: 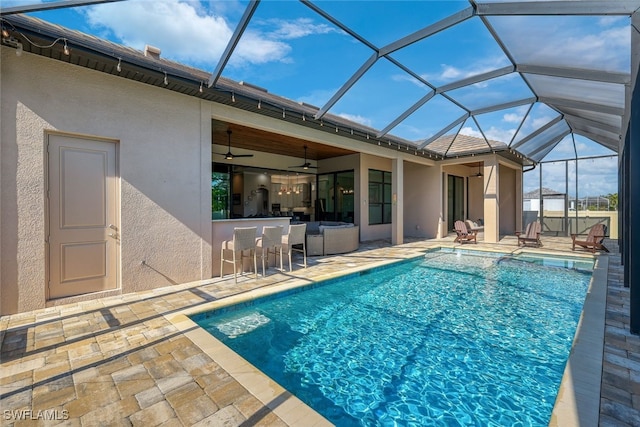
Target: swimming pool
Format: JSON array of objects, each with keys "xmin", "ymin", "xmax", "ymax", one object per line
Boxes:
[{"xmin": 193, "ymin": 249, "xmax": 594, "ymax": 426}]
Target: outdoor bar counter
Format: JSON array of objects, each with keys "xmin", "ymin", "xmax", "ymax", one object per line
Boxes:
[{"xmin": 212, "ymin": 217, "xmax": 291, "ymax": 277}]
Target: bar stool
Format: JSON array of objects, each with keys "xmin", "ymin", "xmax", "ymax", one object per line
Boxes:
[
  {"xmin": 282, "ymin": 223, "xmax": 307, "ymax": 272},
  {"xmin": 220, "ymin": 226, "xmax": 257, "ymax": 283},
  {"xmin": 256, "ymin": 226, "xmax": 283, "ymax": 276}
]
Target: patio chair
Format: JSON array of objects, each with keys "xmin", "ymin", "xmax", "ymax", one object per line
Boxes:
[
  {"xmin": 220, "ymin": 226, "xmax": 257, "ymax": 283},
  {"xmin": 571, "ymin": 223, "xmax": 609, "ymax": 253},
  {"xmin": 282, "ymin": 223, "xmax": 307, "ymax": 271},
  {"xmin": 465, "ymin": 219, "xmax": 484, "ymax": 232},
  {"xmin": 515, "ymin": 221, "xmax": 542, "ymax": 247},
  {"xmin": 454, "ymin": 220, "xmax": 477, "ymax": 244},
  {"xmin": 256, "ymin": 226, "xmax": 283, "ymax": 275}
]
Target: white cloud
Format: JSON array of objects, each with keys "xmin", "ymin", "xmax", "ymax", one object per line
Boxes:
[
  {"xmin": 337, "ymin": 113, "xmax": 373, "ymax": 128},
  {"xmin": 503, "ymin": 113, "xmax": 522, "ymax": 123},
  {"xmin": 83, "ymin": 0, "xmax": 328, "ymax": 68},
  {"xmin": 458, "ymin": 126, "xmax": 482, "ymax": 138},
  {"xmin": 484, "ymin": 127, "xmax": 516, "ymax": 144},
  {"xmin": 265, "ymin": 18, "xmax": 338, "ymax": 40},
  {"xmin": 84, "ymin": 1, "xmax": 232, "ymax": 64},
  {"xmin": 440, "ymin": 65, "xmax": 463, "ymax": 80},
  {"xmin": 459, "ymin": 126, "xmax": 515, "ymax": 144},
  {"xmin": 422, "ymin": 55, "xmax": 512, "ymax": 85},
  {"xmin": 531, "ymin": 115, "xmax": 557, "ymax": 129}
]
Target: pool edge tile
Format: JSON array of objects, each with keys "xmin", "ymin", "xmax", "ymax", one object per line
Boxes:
[
  {"xmin": 550, "ymin": 255, "xmax": 608, "ymax": 427},
  {"xmin": 166, "ymin": 311, "xmax": 332, "ymax": 427}
]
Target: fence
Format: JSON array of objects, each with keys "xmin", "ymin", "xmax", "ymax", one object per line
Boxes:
[{"xmin": 523, "ymin": 210, "xmax": 618, "ymax": 239}]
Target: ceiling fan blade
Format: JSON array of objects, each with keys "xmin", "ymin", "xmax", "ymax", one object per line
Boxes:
[
  {"xmin": 289, "ymin": 163, "xmax": 317, "ymax": 169},
  {"xmin": 222, "ymin": 129, "xmax": 254, "ymax": 159}
]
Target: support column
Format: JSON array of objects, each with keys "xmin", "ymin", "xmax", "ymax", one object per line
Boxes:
[
  {"xmin": 483, "ymin": 157, "xmax": 499, "ymax": 243},
  {"xmin": 515, "ymin": 167, "xmax": 523, "ymax": 234},
  {"xmin": 628, "ymin": 10, "xmax": 639, "ymax": 334},
  {"xmin": 392, "ymin": 157, "xmax": 403, "ymax": 245}
]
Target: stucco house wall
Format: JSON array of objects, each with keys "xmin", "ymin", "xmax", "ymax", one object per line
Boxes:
[
  {"xmin": 1, "ymin": 48, "xmax": 213, "ymax": 315},
  {"xmin": 403, "ymin": 162, "xmax": 441, "ymax": 238}
]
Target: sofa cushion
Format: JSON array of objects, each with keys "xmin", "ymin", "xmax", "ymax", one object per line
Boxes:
[
  {"xmin": 305, "ymin": 221, "xmax": 321, "ymax": 234},
  {"xmin": 319, "ymin": 223, "xmax": 354, "ymax": 233}
]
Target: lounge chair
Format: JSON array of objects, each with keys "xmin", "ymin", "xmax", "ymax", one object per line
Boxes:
[
  {"xmin": 465, "ymin": 219, "xmax": 484, "ymax": 232},
  {"xmin": 454, "ymin": 220, "xmax": 477, "ymax": 244},
  {"xmin": 515, "ymin": 221, "xmax": 542, "ymax": 247},
  {"xmin": 571, "ymin": 224, "xmax": 609, "ymax": 253}
]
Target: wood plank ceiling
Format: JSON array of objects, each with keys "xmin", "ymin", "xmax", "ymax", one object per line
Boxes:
[{"xmin": 212, "ymin": 120, "xmax": 356, "ymax": 161}]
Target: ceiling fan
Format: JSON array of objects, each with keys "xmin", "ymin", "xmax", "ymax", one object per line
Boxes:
[
  {"xmin": 288, "ymin": 145, "xmax": 317, "ymax": 170},
  {"xmin": 215, "ymin": 129, "xmax": 254, "ymax": 160},
  {"xmin": 474, "ymin": 163, "xmax": 483, "ymax": 179}
]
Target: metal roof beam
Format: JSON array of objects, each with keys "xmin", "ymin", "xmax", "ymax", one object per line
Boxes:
[
  {"xmin": 564, "ymin": 113, "xmax": 621, "ymax": 135},
  {"xmin": 208, "ymin": 0, "xmax": 260, "ymax": 88},
  {"xmin": 379, "ymin": 7, "xmax": 474, "ymax": 56},
  {"xmin": 529, "ymin": 143, "xmax": 563, "ymax": 163},
  {"xmin": 301, "ymin": 0, "xmax": 377, "ymax": 51},
  {"xmin": 315, "ymin": 53, "xmax": 378, "ymax": 120},
  {"xmin": 377, "ymin": 91, "xmax": 436, "ymax": 138},
  {"xmin": 436, "ymin": 65, "xmax": 514, "ymax": 94},
  {"xmin": 475, "ymin": 1, "xmax": 640, "ymax": 16},
  {"xmin": 0, "ymin": 0, "xmax": 124, "ymax": 15},
  {"xmin": 418, "ymin": 113, "xmax": 470, "ymax": 149},
  {"xmin": 471, "ymin": 115, "xmax": 496, "ymax": 151},
  {"xmin": 517, "ymin": 64, "xmax": 630, "ymax": 85},
  {"xmin": 470, "ymin": 97, "xmax": 535, "ymax": 115},
  {"xmin": 511, "ymin": 115, "xmax": 564, "ymax": 149},
  {"xmin": 573, "ymin": 130, "xmax": 620, "ymax": 152},
  {"xmin": 526, "ymin": 129, "xmax": 570, "ymax": 159},
  {"xmin": 570, "ymin": 122, "xmax": 620, "ymax": 143},
  {"xmin": 538, "ymin": 96, "xmax": 625, "ymax": 116}
]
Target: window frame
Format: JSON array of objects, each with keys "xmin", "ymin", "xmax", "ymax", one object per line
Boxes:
[{"xmin": 368, "ymin": 169, "xmax": 392, "ymax": 225}]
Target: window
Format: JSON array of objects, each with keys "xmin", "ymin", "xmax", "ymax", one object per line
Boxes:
[
  {"xmin": 369, "ymin": 169, "xmax": 392, "ymax": 225},
  {"xmin": 316, "ymin": 170, "xmax": 355, "ymax": 223},
  {"xmin": 212, "ymin": 164, "xmax": 231, "ymax": 219}
]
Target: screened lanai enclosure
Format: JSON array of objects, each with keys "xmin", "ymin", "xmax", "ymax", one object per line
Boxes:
[
  {"xmin": 1, "ymin": 1, "xmax": 639, "ymax": 326},
  {"xmin": 523, "ymin": 154, "xmax": 619, "ymax": 239}
]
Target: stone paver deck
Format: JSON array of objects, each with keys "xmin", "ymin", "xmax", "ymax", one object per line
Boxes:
[{"xmin": 1, "ymin": 236, "xmax": 638, "ymax": 426}]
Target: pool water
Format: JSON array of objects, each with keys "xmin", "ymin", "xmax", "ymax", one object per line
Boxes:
[{"xmin": 193, "ymin": 250, "xmax": 593, "ymax": 426}]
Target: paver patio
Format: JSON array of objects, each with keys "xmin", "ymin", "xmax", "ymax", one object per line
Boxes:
[{"xmin": 1, "ymin": 236, "xmax": 638, "ymax": 426}]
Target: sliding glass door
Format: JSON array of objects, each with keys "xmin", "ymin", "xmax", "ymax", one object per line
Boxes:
[{"xmin": 447, "ymin": 175, "xmax": 464, "ymax": 230}]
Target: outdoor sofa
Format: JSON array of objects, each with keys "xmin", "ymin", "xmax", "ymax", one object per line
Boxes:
[{"xmin": 303, "ymin": 221, "xmax": 360, "ymax": 256}]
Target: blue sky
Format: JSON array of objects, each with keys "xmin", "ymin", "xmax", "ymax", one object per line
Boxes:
[{"xmin": 10, "ymin": 0, "xmax": 629, "ymax": 196}]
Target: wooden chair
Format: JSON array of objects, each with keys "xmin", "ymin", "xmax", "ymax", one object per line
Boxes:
[
  {"xmin": 454, "ymin": 220, "xmax": 477, "ymax": 244},
  {"xmin": 515, "ymin": 221, "xmax": 542, "ymax": 247},
  {"xmin": 571, "ymin": 223, "xmax": 609, "ymax": 253},
  {"xmin": 282, "ymin": 223, "xmax": 307, "ymax": 271},
  {"xmin": 256, "ymin": 226, "xmax": 283, "ymax": 275},
  {"xmin": 220, "ymin": 227, "xmax": 257, "ymax": 283}
]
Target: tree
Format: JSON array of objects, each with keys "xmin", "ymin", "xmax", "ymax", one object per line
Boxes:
[{"xmin": 605, "ymin": 193, "xmax": 618, "ymax": 211}]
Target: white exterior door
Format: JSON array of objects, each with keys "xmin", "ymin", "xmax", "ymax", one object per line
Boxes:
[{"xmin": 48, "ymin": 134, "xmax": 119, "ymax": 299}]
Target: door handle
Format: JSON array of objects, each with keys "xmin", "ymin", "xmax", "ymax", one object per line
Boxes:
[
  {"xmin": 109, "ymin": 224, "xmax": 118, "ymax": 231},
  {"xmin": 109, "ymin": 233, "xmax": 117, "ymax": 238}
]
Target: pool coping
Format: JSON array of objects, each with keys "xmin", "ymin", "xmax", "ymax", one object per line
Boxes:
[
  {"xmin": 164, "ymin": 246, "xmax": 606, "ymax": 426},
  {"xmin": 550, "ymin": 253, "xmax": 608, "ymax": 427}
]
